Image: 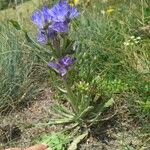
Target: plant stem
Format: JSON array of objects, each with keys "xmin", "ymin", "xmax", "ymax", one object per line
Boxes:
[{"xmin": 63, "ymin": 75, "xmax": 78, "ymax": 114}]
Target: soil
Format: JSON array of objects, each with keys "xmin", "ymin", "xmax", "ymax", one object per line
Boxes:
[
  {"xmin": 0, "ymin": 88, "xmax": 149, "ymax": 150},
  {"xmin": 0, "ymin": 88, "xmax": 54, "ymax": 149}
]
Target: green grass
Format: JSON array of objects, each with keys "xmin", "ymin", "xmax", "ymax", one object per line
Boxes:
[
  {"xmin": 0, "ymin": 21, "xmax": 48, "ymax": 114},
  {"xmin": 71, "ymin": 0, "xmax": 150, "ymax": 133},
  {"xmin": 0, "ymin": 0, "xmax": 52, "ymax": 114},
  {"xmin": 0, "ymin": 0, "xmax": 30, "ymax": 10},
  {"xmin": 0, "ymin": 0, "xmax": 49, "ymax": 21}
]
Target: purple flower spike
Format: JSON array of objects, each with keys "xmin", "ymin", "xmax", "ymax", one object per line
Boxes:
[
  {"xmin": 47, "ymin": 0, "xmax": 79, "ymax": 32},
  {"xmin": 48, "ymin": 56, "xmax": 75, "ymax": 76},
  {"xmin": 31, "ymin": 1, "xmax": 80, "ymax": 44}
]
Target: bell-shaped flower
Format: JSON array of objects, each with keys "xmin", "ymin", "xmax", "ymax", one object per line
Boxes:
[
  {"xmin": 32, "ymin": 6, "xmax": 56, "ymax": 44},
  {"xmin": 49, "ymin": 1, "xmax": 79, "ymax": 22},
  {"xmin": 48, "ymin": 56, "xmax": 76, "ymax": 76},
  {"xmin": 49, "ymin": 0, "xmax": 79, "ymax": 32},
  {"xmin": 31, "ymin": 6, "xmax": 52, "ymax": 29},
  {"xmin": 37, "ymin": 29, "xmax": 48, "ymax": 44}
]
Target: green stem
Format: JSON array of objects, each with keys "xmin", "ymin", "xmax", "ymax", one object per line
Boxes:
[{"xmin": 63, "ymin": 76, "xmax": 78, "ymax": 114}]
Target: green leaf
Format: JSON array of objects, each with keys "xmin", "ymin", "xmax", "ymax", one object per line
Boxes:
[
  {"xmin": 103, "ymin": 98, "xmax": 114, "ymax": 108},
  {"xmin": 48, "ymin": 117, "xmax": 74, "ymax": 125},
  {"xmin": 24, "ymin": 30, "xmax": 34, "ymax": 43},
  {"xmin": 57, "ymin": 86, "xmax": 67, "ymax": 93},
  {"xmin": 8, "ymin": 20, "xmax": 40, "ymax": 49},
  {"xmin": 53, "ymin": 103, "xmax": 73, "ymax": 115},
  {"xmin": 51, "ymin": 103, "xmax": 74, "ymax": 118},
  {"xmin": 68, "ymin": 131, "xmax": 88, "ymax": 150},
  {"xmin": 78, "ymin": 106, "xmax": 94, "ymax": 119},
  {"xmin": 9, "ymin": 19, "xmax": 21, "ymax": 30},
  {"xmin": 88, "ymin": 98, "xmax": 115, "ymax": 126}
]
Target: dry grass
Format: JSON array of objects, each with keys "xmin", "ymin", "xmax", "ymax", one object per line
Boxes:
[{"xmin": 0, "ymin": 0, "xmax": 48, "ymax": 22}]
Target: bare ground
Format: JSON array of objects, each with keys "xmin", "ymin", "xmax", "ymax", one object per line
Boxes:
[{"xmin": 0, "ymin": 89, "xmax": 149, "ymax": 150}]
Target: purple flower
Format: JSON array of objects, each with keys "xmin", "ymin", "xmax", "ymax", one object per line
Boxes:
[
  {"xmin": 37, "ymin": 29, "xmax": 48, "ymax": 44},
  {"xmin": 32, "ymin": 10, "xmax": 43, "ymax": 28},
  {"xmin": 36, "ymin": 28, "xmax": 57, "ymax": 45},
  {"xmin": 32, "ymin": 6, "xmax": 55, "ymax": 44},
  {"xmin": 48, "ymin": 62, "xmax": 67, "ymax": 76},
  {"xmin": 51, "ymin": 21, "xmax": 69, "ymax": 32},
  {"xmin": 42, "ymin": 6, "xmax": 52, "ymax": 23},
  {"xmin": 50, "ymin": 1, "xmax": 79, "ymax": 22},
  {"xmin": 31, "ymin": 1, "xmax": 79, "ymax": 33},
  {"xmin": 59, "ymin": 56, "xmax": 75, "ymax": 67},
  {"xmin": 48, "ymin": 56, "xmax": 75, "ymax": 76},
  {"xmin": 32, "ymin": 6, "xmax": 52, "ymax": 29},
  {"xmin": 48, "ymin": 0, "xmax": 79, "ymax": 32},
  {"xmin": 31, "ymin": 1, "xmax": 79, "ymax": 44},
  {"xmin": 47, "ymin": 26, "xmax": 57, "ymax": 39}
]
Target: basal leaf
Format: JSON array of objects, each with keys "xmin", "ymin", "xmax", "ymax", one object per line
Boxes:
[
  {"xmin": 103, "ymin": 98, "xmax": 114, "ymax": 108},
  {"xmin": 9, "ymin": 19, "xmax": 21, "ymax": 30},
  {"xmin": 68, "ymin": 131, "xmax": 88, "ymax": 150}
]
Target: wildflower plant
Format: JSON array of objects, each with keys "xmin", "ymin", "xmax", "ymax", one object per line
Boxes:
[
  {"xmin": 31, "ymin": 0, "xmax": 84, "ymax": 123},
  {"xmin": 30, "ymin": 0, "xmax": 115, "ymax": 127}
]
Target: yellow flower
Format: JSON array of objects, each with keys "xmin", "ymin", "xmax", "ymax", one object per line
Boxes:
[
  {"xmin": 69, "ymin": 0, "xmax": 79, "ymax": 6},
  {"xmin": 106, "ymin": 7, "xmax": 114, "ymax": 14}
]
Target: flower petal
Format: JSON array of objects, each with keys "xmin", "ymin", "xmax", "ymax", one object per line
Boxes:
[
  {"xmin": 49, "ymin": 1, "xmax": 79, "ymax": 22},
  {"xmin": 59, "ymin": 56, "xmax": 76, "ymax": 67},
  {"xmin": 50, "ymin": 22, "xmax": 69, "ymax": 32},
  {"xmin": 42, "ymin": 6, "xmax": 52, "ymax": 23},
  {"xmin": 58, "ymin": 67, "xmax": 67, "ymax": 76},
  {"xmin": 69, "ymin": 7, "xmax": 80, "ymax": 19},
  {"xmin": 37, "ymin": 30, "xmax": 48, "ymax": 44},
  {"xmin": 48, "ymin": 61, "xmax": 67, "ymax": 76},
  {"xmin": 32, "ymin": 10, "xmax": 43, "ymax": 28},
  {"xmin": 47, "ymin": 26, "xmax": 57, "ymax": 39},
  {"xmin": 49, "ymin": 1, "xmax": 69, "ymax": 22}
]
